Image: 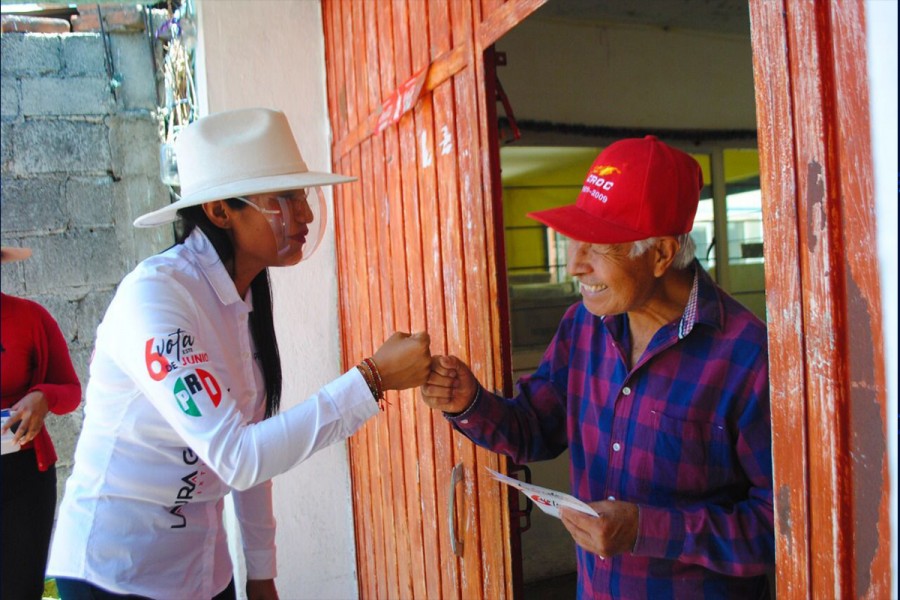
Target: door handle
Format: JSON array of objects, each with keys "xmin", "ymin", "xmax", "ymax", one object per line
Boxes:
[
  {"xmin": 508, "ymin": 463, "xmax": 534, "ymax": 533},
  {"xmin": 448, "ymin": 462, "xmax": 464, "ymax": 557}
]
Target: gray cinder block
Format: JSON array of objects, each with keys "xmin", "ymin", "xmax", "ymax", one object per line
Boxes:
[
  {"xmin": 61, "ymin": 33, "xmax": 108, "ymax": 76},
  {"xmin": 22, "ymin": 76, "xmax": 114, "ymax": 116},
  {"xmin": 0, "ymin": 176, "xmax": 67, "ymax": 234},
  {"xmin": 15, "ymin": 119, "xmax": 112, "ymax": 175},
  {"xmin": 0, "ymin": 33, "xmax": 62, "ymax": 76}
]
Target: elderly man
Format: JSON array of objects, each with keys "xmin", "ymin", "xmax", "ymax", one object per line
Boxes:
[{"xmin": 421, "ymin": 136, "xmax": 774, "ymax": 599}]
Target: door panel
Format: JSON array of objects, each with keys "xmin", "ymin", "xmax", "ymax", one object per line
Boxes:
[
  {"xmin": 323, "ymin": 1, "xmax": 891, "ymax": 598},
  {"xmin": 323, "ymin": 1, "xmax": 547, "ymax": 598},
  {"xmin": 748, "ymin": 0, "xmax": 891, "ymax": 597}
]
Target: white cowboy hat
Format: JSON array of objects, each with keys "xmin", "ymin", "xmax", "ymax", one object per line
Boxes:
[
  {"xmin": 0, "ymin": 246, "xmax": 32, "ymax": 263},
  {"xmin": 134, "ymin": 108, "xmax": 356, "ymax": 227}
]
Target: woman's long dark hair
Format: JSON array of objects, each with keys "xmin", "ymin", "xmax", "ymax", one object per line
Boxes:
[{"xmin": 175, "ymin": 201, "xmax": 283, "ymax": 418}]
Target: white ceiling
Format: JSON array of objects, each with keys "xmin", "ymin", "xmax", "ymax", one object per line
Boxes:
[
  {"xmin": 533, "ymin": 0, "xmax": 752, "ymax": 37},
  {"xmin": 498, "ymin": 1, "xmax": 757, "ymax": 184}
]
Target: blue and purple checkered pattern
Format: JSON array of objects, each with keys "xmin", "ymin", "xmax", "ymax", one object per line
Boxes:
[{"xmin": 449, "ymin": 264, "xmax": 774, "ymax": 599}]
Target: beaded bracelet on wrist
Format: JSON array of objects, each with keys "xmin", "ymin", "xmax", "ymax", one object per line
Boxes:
[
  {"xmin": 362, "ymin": 357, "xmax": 383, "ymax": 398},
  {"xmin": 357, "ymin": 358, "xmax": 386, "ymax": 410},
  {"xmin": 357, "ymin": 362, "xmax": 379, "ymax": 401}
]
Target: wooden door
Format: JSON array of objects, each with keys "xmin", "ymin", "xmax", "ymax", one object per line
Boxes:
[
  {"xmin": 322, "ymin": 1, "xmax": 546, "ymax": 598},
  {"xmin": 749, "ymin": 1, "xmax": 891, "ymax": 597},
  {"xmin": 325, "ymin": 1, "xmax": 892, "ymax": 598}
]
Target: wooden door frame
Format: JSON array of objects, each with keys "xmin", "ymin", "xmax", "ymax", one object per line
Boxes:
[
  {"xmin": 481, "ymin": 41, "xmax": 525, "ymax": 599},
  {"xmin": 323, "ymin": 1, "xmax": 549, "ymax": 599},
  {"xmin": 480, "ymin": 1, "xmax": 892, "ymax": 597},
  {"xmin": 323, "ymin": 0, "xmax": 891, "ymax": 597},
  {"xmin": 749, "ymin": 1, "xmax": 891, "ymax": 597}
]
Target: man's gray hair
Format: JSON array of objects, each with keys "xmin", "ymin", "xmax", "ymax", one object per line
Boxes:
[{"xmin": 629, "ymin": 234, "xmax": 696, "ymax": 269}]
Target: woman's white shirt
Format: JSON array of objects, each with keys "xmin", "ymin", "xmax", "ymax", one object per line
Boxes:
[{"xmin": 47, "ymin": 229, "xmax": 377, "ymax": 599}]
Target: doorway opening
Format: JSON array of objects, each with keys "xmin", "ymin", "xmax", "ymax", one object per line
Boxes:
[{"xmin": 488, "ymin": 1, "xmax": 764, "ymax": 596}]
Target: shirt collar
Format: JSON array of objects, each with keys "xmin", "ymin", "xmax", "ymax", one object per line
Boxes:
[
  {"xmin": 184, "ymin": 228, "xmax": 248, "ymax": 310},
  {"xmin": 678, "ymin": 260, "xmax": 723, "ymax": 338},
  {"xmin": 599, "ymin": 259, "xmax": 723, "ymax": 340}
]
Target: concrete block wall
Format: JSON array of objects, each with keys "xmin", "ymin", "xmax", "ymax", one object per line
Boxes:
[{"xmin": 1, "ymin": 13, "xmax": 173, "ymax": 500}]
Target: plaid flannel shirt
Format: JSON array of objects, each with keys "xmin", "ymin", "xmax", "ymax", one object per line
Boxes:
[{"xmin": 449, "ymin": 263, "xmax": 774, "ymax": 599}]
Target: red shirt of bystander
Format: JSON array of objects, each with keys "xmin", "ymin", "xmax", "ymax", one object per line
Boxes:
[{"xmin": 1, "ymin": 292, "xmax": 82, "ymax": 470}]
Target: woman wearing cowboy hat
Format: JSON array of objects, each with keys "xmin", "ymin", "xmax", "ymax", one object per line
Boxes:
[
  {"xmin": 46, "ymin": 108, "xmax": 431, "ymax": 600},
  {"xmin": 2, "ymin": 245, "xmax": 82, "ymax": 600}
]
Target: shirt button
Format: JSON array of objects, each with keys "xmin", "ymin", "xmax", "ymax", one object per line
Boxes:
[
  {"xmin": 622, "ymin": 386, "xmax": 632, "ymax": 396},
  {"xmin": 461, "ymin": 419, "xmax": 469, "ymax": 424},
  {"xmin": 607, "ymin": 495, "xmax": 616, "ymax": 501},
  {"xmin": 612, "ymin": 442, "xmax": 621, "ymax": 452}
]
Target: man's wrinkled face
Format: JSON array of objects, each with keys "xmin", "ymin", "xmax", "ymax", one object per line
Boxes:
[{"xmin": 566, "ymin": 240, "xmax": 658, "ymax": 317}]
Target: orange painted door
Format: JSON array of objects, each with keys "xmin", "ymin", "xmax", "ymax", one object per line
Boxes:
[
  {"xmin": 322, "ymin": 1, "xmax": 546, "ymax": 598},
  {"xmin": 749, "ymin": 1, "xmax": 891, "ymax": 598},
  {"xmin": 326, "ymin": 1, "xmax": 892, "ymax": 598}
]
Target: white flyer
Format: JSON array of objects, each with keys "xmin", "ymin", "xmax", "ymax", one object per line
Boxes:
[
  {"xmin": 1, "ymin": 409, "xmax": 22, "ymax": 455},
  {"xmin": 486, "ymin": 467, "xmax": 598, "ymax": 519}
]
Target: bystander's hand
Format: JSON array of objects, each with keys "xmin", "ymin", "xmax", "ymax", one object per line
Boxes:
[{"xmin": 0, "ymin": 390, "xmax": 49, "ymax": 446}]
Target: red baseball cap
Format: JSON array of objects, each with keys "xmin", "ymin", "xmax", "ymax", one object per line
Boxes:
[{"xmin": 527, "ymin": 136, "xmax": 703, "ymax": 244}]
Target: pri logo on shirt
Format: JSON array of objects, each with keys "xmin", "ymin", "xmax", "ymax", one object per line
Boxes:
[{"xmin": 173, "ymin": 369, "xmax": 222, "ymax": 417}]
